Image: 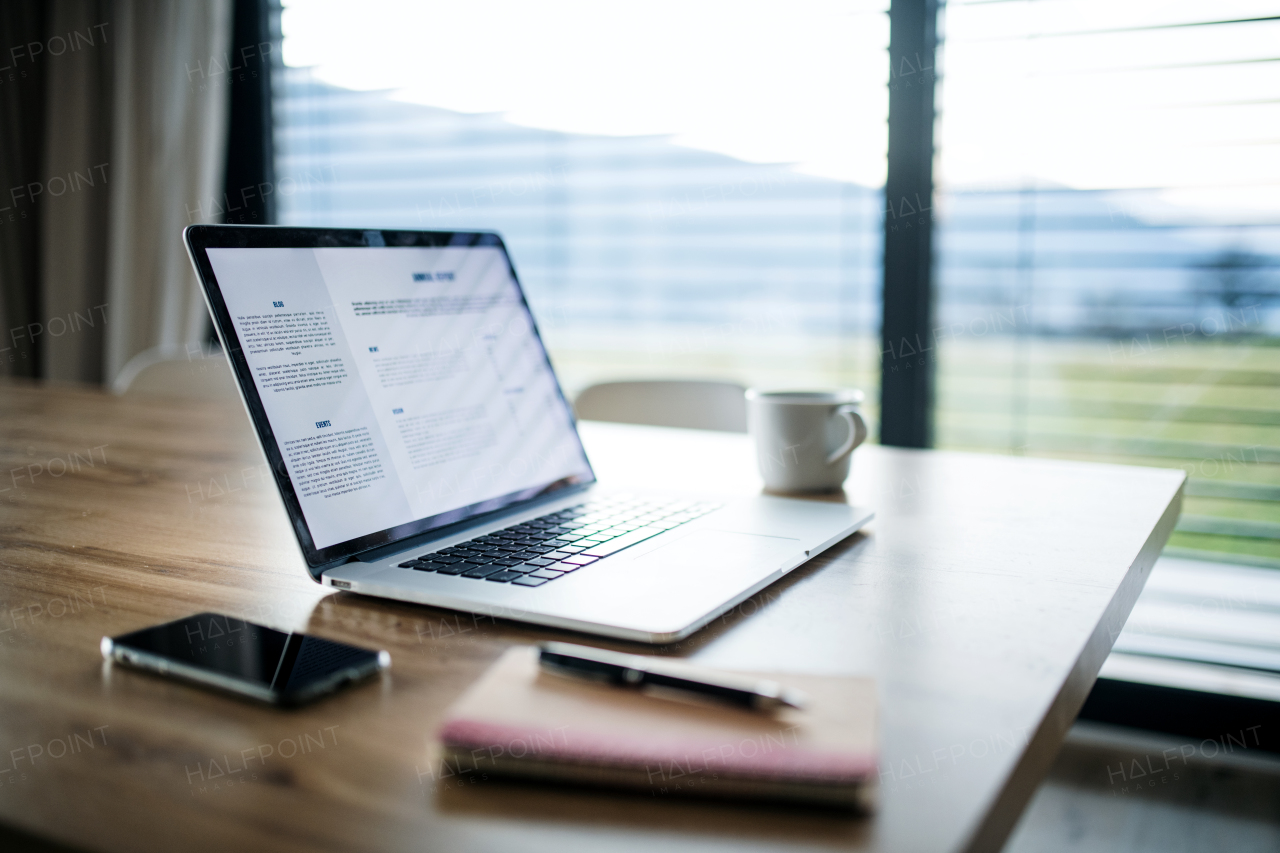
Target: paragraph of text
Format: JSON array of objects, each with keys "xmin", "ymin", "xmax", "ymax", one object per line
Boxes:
[
  {"xmin": 397, "ymin": 407, "xmax": 496, "ymax": 469},
  {"xmin": 283, "ymin": 427, "xmax": 385, "ymax": 499},
  {"xmin": 351, "ymin": 297, "xmax": 510, "ymax": 318},
  {"xmin": 238, "ymin": 312, "xmax": 335, "ymax": 356},
  {"xmin": 374, "ymin": 352, "xmax": 465, "ymax": 388},
  {"xmin": 255, "ymin": 358, "xmax": 348, "ymax": 393}
]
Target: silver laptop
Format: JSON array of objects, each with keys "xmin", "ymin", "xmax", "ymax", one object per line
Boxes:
[{"xmin": 184, "ymin": 226, "xmax": 872, "ymax": 643}]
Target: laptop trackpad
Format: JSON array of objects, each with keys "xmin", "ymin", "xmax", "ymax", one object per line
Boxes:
[{"xmin": 621, "ymin": 529, "xmax": 802, "ymax": 598}]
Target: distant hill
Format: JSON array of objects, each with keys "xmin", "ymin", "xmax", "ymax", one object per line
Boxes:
[{"xmin": 275, "ymin": 70, "xmax": 1279, "ymax": 338}]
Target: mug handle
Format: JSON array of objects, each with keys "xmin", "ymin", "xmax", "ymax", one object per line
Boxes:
[{"xmin": 826, "ymin": 405, "xmax": 868, "ymax": 465}]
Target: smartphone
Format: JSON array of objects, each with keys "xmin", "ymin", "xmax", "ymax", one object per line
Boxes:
[{"xmin": 102, "ymin": 612, "xmax": 390, "ymax": 707}]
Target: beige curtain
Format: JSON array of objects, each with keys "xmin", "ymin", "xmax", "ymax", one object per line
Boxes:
[
  {"xmin": 103, "ymin": 0, "xmax": 232, "ymax": 385},
  {"xmin": 0, "ymin": 2, "xmax": 48, "ymax": 379},
  {"xmin": 40, "ymin": 0, "xmax": 113, "ymax": 382},
  {"xmin": 36, "ymin": 0, "xmax": 232, "ymax": 385}
]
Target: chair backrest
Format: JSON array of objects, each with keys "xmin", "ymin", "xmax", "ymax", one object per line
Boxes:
[
  {"xmin": 113, "ymin": 345, "xmax": 241, "ymax": 401},
  {"xmin": 574, "ymin": 380, "xmax": 748, "ymax": 433}
]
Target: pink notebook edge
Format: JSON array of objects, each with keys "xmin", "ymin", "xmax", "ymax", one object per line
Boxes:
[{"xmin": 439, "ymin": 718, "xmax": 877, "ymax": 783}]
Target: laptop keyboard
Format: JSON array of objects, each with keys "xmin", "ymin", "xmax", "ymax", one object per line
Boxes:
[{"xmin": 395, "ymin": 495, "xmax": 722, "ymax": 587}]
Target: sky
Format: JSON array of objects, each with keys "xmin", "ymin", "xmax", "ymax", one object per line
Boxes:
[{"xmin": 280, "ymin": 0, "xmax": 1280, "ymax": 221}]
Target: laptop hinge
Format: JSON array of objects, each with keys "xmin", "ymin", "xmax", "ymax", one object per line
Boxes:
[{"xmin": 348, "ymin": 483, "xmax": 595, "ymax": 566}]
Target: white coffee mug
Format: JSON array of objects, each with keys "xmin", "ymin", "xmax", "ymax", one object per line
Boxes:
[{"xmin": 745, "ymin": 389, "xmax": 868, "ymax": 493}]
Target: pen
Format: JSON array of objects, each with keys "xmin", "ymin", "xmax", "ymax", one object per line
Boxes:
[{"xmin": 537, "ymin": 641, "xmax": 808, "ymax": 712}]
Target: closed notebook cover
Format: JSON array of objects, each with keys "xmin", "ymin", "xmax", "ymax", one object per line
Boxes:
[{"xmin": 437, "ymin": 646, "xmax": 876, "ymax": 804}]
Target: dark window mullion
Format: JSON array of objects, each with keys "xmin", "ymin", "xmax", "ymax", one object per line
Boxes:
[
  {"xmin": 881, "ymin": 0, "xmax": 940, "ymax": 448},
  {"xmin": 221, "ymin": 0, "xmax": 277, "ymax": 227}
]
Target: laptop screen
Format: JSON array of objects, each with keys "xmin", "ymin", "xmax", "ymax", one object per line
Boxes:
[{"xmin": 204, "ymin": 242, "xmax": 593, "ymax": 553}]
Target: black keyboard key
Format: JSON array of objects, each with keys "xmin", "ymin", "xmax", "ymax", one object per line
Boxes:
[
  {"xmin": 398, "ymin": 560, "xmax": 418, "ymax": 568},
  {"xmin": 527, "ymin": 545, "xmax": 556, "ymax": 554},
  {"xmin": 434, "ymin": 563, "xmax": 470, "ymax": 575},
  {"xmin": 492, "ymin": 557, "xmax": 524, "ymax": 566},
  {"xmin": 523, "ymin": 557, "xmax": 555, "ymax": 566},
  {"xmin": 496, "ymin": 545, "xmax": 525, "ymax": 553},
  {"xmin": 485, "ymin": 570, "xmax": 525, "ymax": 583},
  {"xmin": 430, "ymin": 556, "xmax": 463, "ymax": 564},
  {"xmin": 412, "ymin": 563, "xmax": 436, "ymax": 572},
  {"xmin": 512, "ymin": 551, "xmax": 542, "ymax": 560},
  {"xmin": 461, "ymin": 556, "xmax": 496, "ymax": 565},
  {"xmin": 515, "ymin": 538, "xmax": 544, "ymax": 547},
  {"xmin": 494, "ymin": 531, "xmax": 523, "ymax": 540},
  {"xmin": 462, "ymin": 565, "xmax": 507, "ymax": 578},
  {"xmin": 511, "ymin": 576, "xmax": 548, "ymax": 587}
]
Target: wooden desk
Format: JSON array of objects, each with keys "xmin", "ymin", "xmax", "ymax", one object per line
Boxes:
[{"xmin": 0, "ymin": 380, "xmax": 1184, "ymax": 853}]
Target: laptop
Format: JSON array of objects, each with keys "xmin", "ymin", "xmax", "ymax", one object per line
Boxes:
[{"xmin": 183, "ymin": 226, "xmax": 873, "ymax": 643}]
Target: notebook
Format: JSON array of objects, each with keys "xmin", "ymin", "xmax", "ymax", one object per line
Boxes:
[{"xmin": 435, "ymin": 646, "xmax": 878, "ymax": 809}]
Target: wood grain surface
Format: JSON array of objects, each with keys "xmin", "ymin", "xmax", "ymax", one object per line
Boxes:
[{"xmin": 0, "ymin": 378, "xmax": 1184, "ymax": 853}]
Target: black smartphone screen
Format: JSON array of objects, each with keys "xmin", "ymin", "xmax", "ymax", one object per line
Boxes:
[{"xmin": 106, "ymin": 613, "xmax": 386, "ymax": 705}]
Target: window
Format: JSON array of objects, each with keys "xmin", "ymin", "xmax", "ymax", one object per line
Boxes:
[
  {"xmin": 936, "ymin": 1, "xmax": 1280, "ymax": 568},
  {"xmin": 274, "ymin": 0, "xmax": 890, "ymax": 422},
  {"xmin": 274, "ymin": 1, "xmax": 1280, "ymax": 567}
]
